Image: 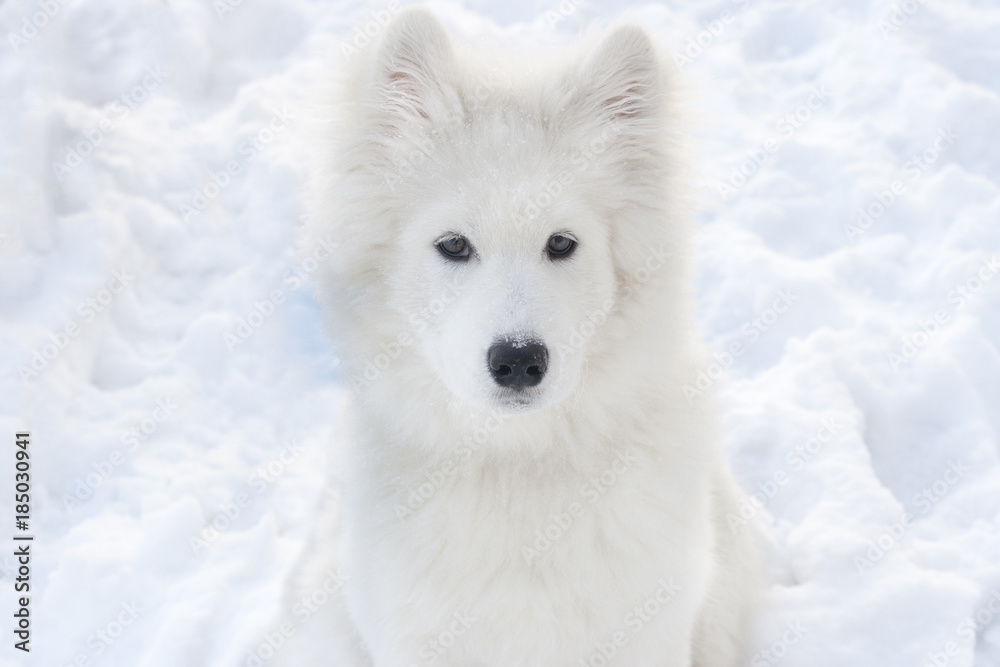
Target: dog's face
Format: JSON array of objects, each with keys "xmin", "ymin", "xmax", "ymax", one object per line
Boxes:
[
  {"xmin": 353, "ymin": 10, "xmax": 664, "ymax": 414},
  {"xmin": 392, "ymin": 169, "xmax": 618, "ymax": 414}
]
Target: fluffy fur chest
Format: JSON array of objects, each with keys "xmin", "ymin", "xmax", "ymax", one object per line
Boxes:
[{"xmin": 340, "ymin": 429, "xmax": 714, "ymax": 665}]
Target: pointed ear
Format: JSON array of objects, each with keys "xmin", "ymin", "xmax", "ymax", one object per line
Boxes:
[
  {"xmin": 369, "ymin": 8, "xmax": 456, "ymax": 126},
  {"xmin": 568, "ymin": 25, "xmax": 661, "ymax": 128}
]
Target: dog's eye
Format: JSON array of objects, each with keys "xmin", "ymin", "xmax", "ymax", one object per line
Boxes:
[
  {"xmin": 546, "ymin": 234, "xmax": 577, "ymax": 259},
  {"xmin": 436, "ymin": 235, "xmax": 471, "ymax": 261}
]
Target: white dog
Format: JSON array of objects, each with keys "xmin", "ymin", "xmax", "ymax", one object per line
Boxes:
[{"xmin": 273, "ymin": 9, "xmax": 759, "ymax": 667}]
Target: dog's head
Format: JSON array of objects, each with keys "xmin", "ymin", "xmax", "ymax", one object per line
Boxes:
[{"xmin": 320, "ymin": 9, "xmax": 683, "ymax": 416}]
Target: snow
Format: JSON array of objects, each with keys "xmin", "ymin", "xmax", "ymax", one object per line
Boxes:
[{"xmin": 1, "ymin": 0, "xmax": 999, "ymax": 666}]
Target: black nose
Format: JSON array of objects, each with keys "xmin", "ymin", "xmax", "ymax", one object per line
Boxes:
[{"xmin": 488, "ymin": 340, "xmax": 548, "ymax": 389}]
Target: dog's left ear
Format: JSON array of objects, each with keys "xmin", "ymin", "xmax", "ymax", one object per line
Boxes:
[
  {"xmin": 369, "ymin": 8, "xmax": 457, "ymax": 128},
  {"xmin": 568, "ymin": 25, "xmax": 661, "ymax": 130}
]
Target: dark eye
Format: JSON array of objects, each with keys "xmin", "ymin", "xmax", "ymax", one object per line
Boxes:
[
  {"xmin": 435, "ymin": 234, "xmax": 471, "ymax": 261},
  {"xmin": 546, "ymin": 234, "xmax": 577, "ymax": 259}
]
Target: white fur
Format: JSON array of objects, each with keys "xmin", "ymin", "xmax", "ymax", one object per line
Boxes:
[{"xmin": 276, "ymin": 9, "xmax": 759, "ymax": 667}]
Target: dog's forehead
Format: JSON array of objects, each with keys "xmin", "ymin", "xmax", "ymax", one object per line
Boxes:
[
  {"xmin": 448, "ymin": 100, "xmax": 551, "ymax": 163},
  {"xmin": 423, "ymin": 104, "xmax": 589, "ymax": 239},
  {"xmin": 413, "ymin": 174, "xmax": 574, "ymax": 249},
  {"xmin": 443, "ymin": 173, "xmax": 585, "ymax": 249}
]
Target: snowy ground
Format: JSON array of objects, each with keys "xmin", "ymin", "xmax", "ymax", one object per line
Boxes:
[{"xmin": 1, "ymin": 0, "xmax": 999, "ymax": 665}]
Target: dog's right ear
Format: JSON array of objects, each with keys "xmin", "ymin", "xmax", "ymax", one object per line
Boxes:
[
  {"xmin": 562, "ymin": 25, "xmax": 662, "ymax": 144},
  {"xmin": 368, "ymin": 8, "xmax": 455, "ymax": 128}
]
